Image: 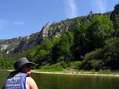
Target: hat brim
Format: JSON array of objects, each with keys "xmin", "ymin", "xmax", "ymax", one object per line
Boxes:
[{"xmin": 19, "ymin": 62, "xmax": 37, "ymax": 70}]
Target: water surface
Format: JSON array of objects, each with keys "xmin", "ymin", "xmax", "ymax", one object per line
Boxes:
[
  {"xmin": 32, "ymin": 73, "xmax": 119, "ymax": 89},
  {"xmin": 1, "ymin": 71, "xmax": 119, "ymax": 89}
]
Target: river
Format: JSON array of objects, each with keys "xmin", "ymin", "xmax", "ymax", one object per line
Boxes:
[{"xmin": 1, "ymin": 71, "xmax": 119, "ymax": 89}]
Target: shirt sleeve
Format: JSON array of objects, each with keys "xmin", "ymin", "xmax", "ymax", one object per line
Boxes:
[{"xmin": 26, "ymin": 77, "xmax": 39, "ymax": 89}]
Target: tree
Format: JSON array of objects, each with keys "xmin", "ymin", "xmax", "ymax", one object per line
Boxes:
[
  {"xmin": 72, "ymin": 20, "xmax": 92, "ymax": 60},
  {"xmin": 110, "ymin": 3, "xmax": 119, "ymax": 36},
  {"xmin": 103, "ymin": 37, "xmax": 119, "ymax": 69},
  {"xmin": 51, "ymin": 32, "xmax": 74, "ymax": 63},
  {"xmin": 72, "ymin": 15, "xmax": 114, "ymax": 60}
]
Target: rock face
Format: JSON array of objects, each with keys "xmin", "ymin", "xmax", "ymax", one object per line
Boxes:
[
  {"xmin": 40, "ymin": 23, "xmax": 52, "ymax": 38},
  {"xmin": 0, "ymin": 33, "xmax": 40, "ymax": 54},
  {"xmin": 12, "ymin": 17, "xmax": 83, "ymax": 53},
  {"xmin": 0, "ymin": 38, "xmax": 23, "ymax": 54},
  {"xmin": 13, "ymin": 32, "xmax": 42, "ymax": 53}
]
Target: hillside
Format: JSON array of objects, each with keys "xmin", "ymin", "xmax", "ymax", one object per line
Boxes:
[
  {"xmin": 0, "ymin": 13, "xmax": 111, "ymax": 55},
  {"xmin": 0, "ymin": 15, "xmax": 91, "ymax": 54},
  {"xmin": 1, "ymin": 3, "xmax": 119, "ymax": 71},
  {"xmin": 0, "ymin": 32, "xmax": 40, "ymax": 54}
]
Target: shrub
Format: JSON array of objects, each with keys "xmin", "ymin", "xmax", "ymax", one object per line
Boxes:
[
  {"xmin": 69, "ymin": 61, "xmax": 81, "ymax": 69},
  {"xmin": 80, "ymin": 60, "xmax": 104, "ymax": 70},
  {"xmin": 99, "ymin": 69, "xmax": 111, "ymax": 74}
]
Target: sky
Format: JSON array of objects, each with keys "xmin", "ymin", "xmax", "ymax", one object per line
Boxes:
[{"xmin": 0, "ymin": 0, "xmax": 118, "ymax": 39}]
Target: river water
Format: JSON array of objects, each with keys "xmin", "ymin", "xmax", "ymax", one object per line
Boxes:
[{"xmin": 1, "ymin": 71, "xmax": 119, "ymax": 89}]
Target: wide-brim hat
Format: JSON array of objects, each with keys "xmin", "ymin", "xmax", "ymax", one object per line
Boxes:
[{"xmin": 14, "ymin": 57, "xmax": 36, "ymax": 71}]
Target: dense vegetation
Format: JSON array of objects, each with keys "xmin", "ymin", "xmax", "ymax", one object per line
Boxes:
[
  {"xmin": 1, "ymin": 4, "xmax": 119, "ymax": 71},
  {"xmin": 17, "ymin": 15, "xmax": 119, "ymax": 71}
]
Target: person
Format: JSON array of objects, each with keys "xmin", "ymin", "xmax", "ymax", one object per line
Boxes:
[{"xmin": 2, "ymin": 57, "xmax": 39, "ymax": 89}]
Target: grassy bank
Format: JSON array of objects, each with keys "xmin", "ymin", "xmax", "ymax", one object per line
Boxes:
[
  {"xmin": 32, "ymin": 69, "xmax": 119, "ymax": 76},
  {"xmin": 5, "ymin": 68, "xmax": 119, "ymax": 77}
]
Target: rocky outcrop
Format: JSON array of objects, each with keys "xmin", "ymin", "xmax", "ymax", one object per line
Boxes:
[
  {"xmin": 13, "ymin": 21, "xmax": 75, "ymax": 53},
  {"xmin": 0, "ymin": 38, "xmax": 23, "ymax": 54}
]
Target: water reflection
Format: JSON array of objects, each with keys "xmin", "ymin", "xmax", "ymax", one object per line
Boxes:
[
  {"xmin": 32, "ymin": 73, "xmax": 119, "ymax": 89},
  {"xmin": 1, "ymin": 71, "xmax": 119, "ymax": 89}
]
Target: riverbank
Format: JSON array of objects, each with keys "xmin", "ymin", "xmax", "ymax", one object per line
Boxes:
[
  {"xmin": 32, "ymin": 70, "xmax": 119, "ymax": 77},
  {"xmin": 5, "ymin": 69, "xmax": 119, "ymax": 77}
]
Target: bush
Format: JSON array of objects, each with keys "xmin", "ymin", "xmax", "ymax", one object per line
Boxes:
[
  {"xmin": 69, "ymin": 61, "xmax": 81, "ymax": 69},
  {"xmin": 59, "ymin": 61, "xmax": 70, "ymax": 68},
  {"xmin": 84, "ymin": 48, "xmax": 103, "ymax": 60},
  {"xmin": 40, "ymin": 63, "xmax": 64, "ymax": 72},
  {"xmin": 80, "ymin": 60, "xmax": 104, "ymax": 70},
  {"xmin": 99, "ymin": 69, "xmax": 111, "ymax": 74}
]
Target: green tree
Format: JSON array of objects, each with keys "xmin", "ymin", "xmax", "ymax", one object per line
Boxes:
[
  {"xmin": 103, "ymin": 37, "xmax": 119, "ymax": 69},
  {"xmin": 72, "ymin": 20, "xmax": 92, "ymax": 60},
  {"xmin": 0, "ymin": 54, "xmax": 14, "ymax": 69},
  {"xmin": 51, "ymin": 32, "xmax": 74, "ymax": 63},
  {"xmin": 73, "ymin": 15, "xmax": 114, "ymax": 60},
  {"xmin": 110, "ymin": 3, "xmax": 119, "ymax": 36}
]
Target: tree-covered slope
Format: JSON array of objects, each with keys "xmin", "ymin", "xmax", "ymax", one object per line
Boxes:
[{"xmin": 1, "ymin": 3, "xmax": 119, "ymax": 71}]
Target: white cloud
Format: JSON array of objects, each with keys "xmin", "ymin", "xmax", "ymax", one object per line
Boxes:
[{"xmin": 65, "ymin": 0, "xmax": 78, "ymax": 18}]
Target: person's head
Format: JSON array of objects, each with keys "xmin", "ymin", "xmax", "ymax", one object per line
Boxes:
[{"xmin": 14, "ymin": 57, "xmax": 36, "ymax": 74}]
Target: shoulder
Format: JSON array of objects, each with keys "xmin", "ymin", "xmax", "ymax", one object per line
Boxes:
[
  {"xmin": 26, "ymin": 77, "xmax": 34, "ymax": 82},
  {"xmin": 26, "ymin": 77, "xmax": 38, "ymax": 89}
]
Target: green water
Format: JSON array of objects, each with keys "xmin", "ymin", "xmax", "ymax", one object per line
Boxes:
[{"xmin": 1, "ymin": 71, "xmax": 119, "ymax": 89}]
